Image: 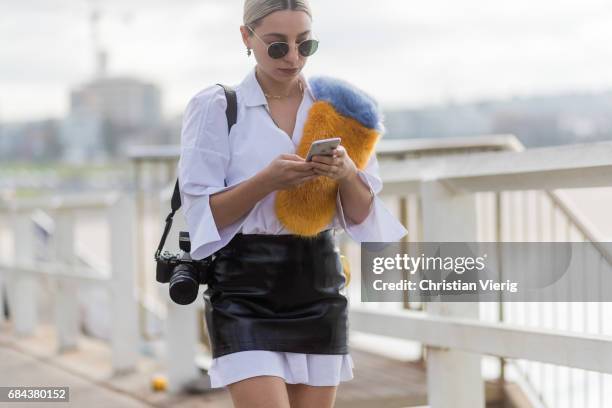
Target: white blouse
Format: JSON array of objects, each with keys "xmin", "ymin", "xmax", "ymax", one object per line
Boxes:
[{"xmin": 177, "ymin": 66, "xmax": 408, "ymax": 388}]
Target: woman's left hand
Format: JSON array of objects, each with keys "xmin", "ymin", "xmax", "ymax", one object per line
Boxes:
[{"xmin": 310, "ymin": 145, "xmax": 357, "ymax": 182}]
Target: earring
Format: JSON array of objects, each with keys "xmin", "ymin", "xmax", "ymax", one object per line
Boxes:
[{"xmin": 247, "ymin": 48, "xmax": 252, "ymax": 57}]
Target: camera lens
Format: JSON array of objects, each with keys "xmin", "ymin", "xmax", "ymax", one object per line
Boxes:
[{"xmin": 169, "ymin": 264, "xmax": 199, "ymax": 305}]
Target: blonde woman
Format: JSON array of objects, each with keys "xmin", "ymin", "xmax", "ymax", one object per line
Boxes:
[{"xmin": 178, "ymin": 0, "xmax": 407, "ymax": 407}]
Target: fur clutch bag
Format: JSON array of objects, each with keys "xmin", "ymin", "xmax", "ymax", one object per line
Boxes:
[{"xmin": 274, "ymin": 76, "xmax": 384, "ymax": 236}]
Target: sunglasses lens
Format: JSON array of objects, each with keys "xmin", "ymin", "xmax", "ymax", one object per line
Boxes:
[
  {"xmin": 299, "ymin": 39, "xmax": 319, "ymax": 57},
  {"xmin": 268, "ymin": 43, "xmax": 289, "ymax": 59}
]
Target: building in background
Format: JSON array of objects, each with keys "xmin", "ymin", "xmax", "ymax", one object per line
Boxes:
[
  {"xmin": 57, "ymin": 6, "xmax": 164, "ymax": 164},
  {"xmin": 61, "ymin": 76, "xmax": 163, "ymax": 163},
  {"xmin": 70, "ymin": 77, "xmax": 162, "ymax": 131},
  {"xmin": 0, "ymin": 120, "xmax": 62, "ymax": 163}
]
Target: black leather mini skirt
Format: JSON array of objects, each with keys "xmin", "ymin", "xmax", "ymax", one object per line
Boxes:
[{"xmin": 203, "ymin": 229, "xmax": 349, "ymax": 359}]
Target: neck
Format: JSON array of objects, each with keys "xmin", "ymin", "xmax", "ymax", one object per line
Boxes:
[{"xmin": 255, "ymin": 66, "xmax": 300, "ymax": 97}]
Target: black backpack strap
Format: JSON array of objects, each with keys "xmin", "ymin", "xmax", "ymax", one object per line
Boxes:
[
  {"xmin": 217, "ymin": 83, "xmax": 237, "ymax": 134},
  {"xmin": 155, "ymin": 84, "xmax": 237, "ymax": 259}
]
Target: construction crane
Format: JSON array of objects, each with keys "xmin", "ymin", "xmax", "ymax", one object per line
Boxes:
[
  {"xmin": 88, "ymin": 1, "xmax": 134, "ymax": 79},
  {"xmin": 89, "ymin": 4, "xmax": 107, "ymax": 78}
]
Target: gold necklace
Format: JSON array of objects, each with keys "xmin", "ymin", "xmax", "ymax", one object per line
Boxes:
[{"xmin": 263, "ymin": 80, "xmax": 304, "ymax": 100}]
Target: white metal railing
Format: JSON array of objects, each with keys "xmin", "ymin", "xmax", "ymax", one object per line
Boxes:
[
  {"xmin": 348, "ymin": 139, "xmax": 612, "ymax": 408},
  {"xmin": 126, "ymin": 137, "xmax": 612, "ymax": 404},
  {"xmin": 3, "ymin": 136, "xmax": 612, "ymax": 405},
  {"xmin": 125, "ymin": 137, "xmax": 612, "ymax": 405},
  {"xmin": 363, "ymin": 138, "xmax": 612, "ymax": 408},
  {"xmin": 0, "ymin": 192, "xmax": 139, "ymax": 375},
  {"xmin": 471, "ymin": 191, "xmax": 612, "ymax": 408}
]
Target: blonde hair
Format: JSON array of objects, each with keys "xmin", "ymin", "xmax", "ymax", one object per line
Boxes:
[{"xmin": 244, "ymin": 0, "xmax": 312, "ymax": 32}]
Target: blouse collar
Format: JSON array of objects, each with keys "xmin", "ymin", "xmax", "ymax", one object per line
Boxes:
[{"xmin": 240, "ymin": 65, "xmax": 315, "ymax": 107}]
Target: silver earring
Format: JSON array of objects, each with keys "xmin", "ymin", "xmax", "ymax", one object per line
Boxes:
[{"xmin": 247, "ymin": 48, "xmax": 252, "ymax": 57}]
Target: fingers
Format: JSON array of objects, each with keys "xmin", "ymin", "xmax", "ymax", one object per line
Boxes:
[
  {"xmin": 311, "ymin": 154, "xmax": 339, "ymax": 166},
  {"xmin": 285, "ymin": 160, "xmax": 315, "ymax": 173},
  {"xmin": 311, "ymin": 158, "xmax": 339, "ymax": 171},
  {"xmin": 280, "ymin": 153, "xmax": 305, "ymax": 162}
]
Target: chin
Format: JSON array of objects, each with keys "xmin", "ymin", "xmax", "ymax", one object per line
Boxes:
[{"xmin": 260, "ymin": 65, "xmax": 302, "ymax": 81}]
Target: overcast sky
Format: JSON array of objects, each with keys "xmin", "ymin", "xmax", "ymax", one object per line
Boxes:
[{"xmin": 2, "ymin": 0, "xmax": 612, "ymax": 121}]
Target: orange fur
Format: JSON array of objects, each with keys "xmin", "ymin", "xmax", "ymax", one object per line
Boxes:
[{"xmin": 275, "ymin": 101, "xmax": 380, "ymax": 236}]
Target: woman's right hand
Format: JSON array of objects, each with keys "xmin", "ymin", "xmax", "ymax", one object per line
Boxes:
[{"xmin": 261, "ymin": 153, "xmax": 318, "ymax": 191}]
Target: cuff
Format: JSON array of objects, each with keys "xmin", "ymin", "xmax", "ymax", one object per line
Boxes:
[
  {"xmin": 182, "ymin": 183, "xmax": 247, "ymax": 258},
  {"xmin": 182, "ymin": 185, "xmax": 232, "ymax": 248}
]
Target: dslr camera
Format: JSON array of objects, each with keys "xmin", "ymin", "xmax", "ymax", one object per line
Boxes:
[{"xmin": 155, "ymin": 231, "xmax": 213, "ymax": 305}]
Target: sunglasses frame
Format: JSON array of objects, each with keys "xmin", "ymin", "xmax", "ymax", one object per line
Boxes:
[{"xmin": 247, "ymin": 25, "xmax": 319, "ymax": 59}]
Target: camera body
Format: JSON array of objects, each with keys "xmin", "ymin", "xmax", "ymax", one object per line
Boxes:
[{"xmin": 155, "ymin": 231, "xmax": 213, "ymax": 305}]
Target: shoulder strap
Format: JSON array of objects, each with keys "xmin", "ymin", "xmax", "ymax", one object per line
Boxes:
[
  {"xmin": 155, "ymin": 84, "xmax": 237, "ymax": 259},
  {"xmin": 169, "ymin": 84, "xmax": 236, "ymax": 212},
  {"xmin": 217, "ymin": 83, "xmax": 238, "ymax": 134}
]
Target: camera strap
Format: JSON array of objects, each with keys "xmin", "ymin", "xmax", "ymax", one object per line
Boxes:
[{"xmin": 155, "ymin": 84, "xmax": 238, "ymax": 260}]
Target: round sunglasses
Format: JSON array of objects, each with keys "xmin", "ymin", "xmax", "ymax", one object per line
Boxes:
[{"xmin": 247, "ymin": 25, "xmax": 319, "ymax": 59}]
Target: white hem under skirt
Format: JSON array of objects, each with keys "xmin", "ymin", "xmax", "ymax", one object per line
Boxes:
[{"xmin": 208, "ymin": 350, "xmax": 355, "ymax": 388}]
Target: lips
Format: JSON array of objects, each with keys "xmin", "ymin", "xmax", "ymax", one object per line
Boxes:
[{"xmin": 279, "ymin": 68, "xmax": 299, "ymax": 73}]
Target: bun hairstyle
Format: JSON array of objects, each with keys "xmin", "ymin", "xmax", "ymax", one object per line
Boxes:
[{"xmin": 244, "ymin": 0, "xmax": 312, "ymax": 32}]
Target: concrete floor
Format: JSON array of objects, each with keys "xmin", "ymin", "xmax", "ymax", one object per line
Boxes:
[{"xmin": 0, "ymin": 321, "xmax": 438, "ymax": 408}]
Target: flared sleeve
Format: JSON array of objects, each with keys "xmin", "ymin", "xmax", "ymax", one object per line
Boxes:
[{"xmin": 177, "ymin": 86, "xmax": 247, "ymax": 260}]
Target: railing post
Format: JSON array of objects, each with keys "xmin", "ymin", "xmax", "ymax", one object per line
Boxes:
[
  {"xmin": 53, "ymin": 210, "xmax": 80, "ymax": 352},
  {"xmin": 0, "ymin": 215, "xmax": 6, "ymax": 324},
  {"xmin": 0, "ymin": 269, "xmax": 4, "ymax": 325},
  {"xmin": 109, "ymin": 193, "xmax": 140, "ymax": 375},
  {"xmin": 166, "ymin": 301, "xmax": 200, "ymax": 392},
  {"xmin": 160, "ymin": 190, "xmax": 199, "ymax": 392},
  {"xmin": 8, "ymin": 212, "xmax": 38, "ymax": 336},
  {"xmin": 420, "ymin": 180, "xmax": 485, "ymax": 408}
]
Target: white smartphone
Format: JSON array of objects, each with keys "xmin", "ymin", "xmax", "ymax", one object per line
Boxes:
[{"xmin": 305, "ymin": 137, "xmax": 341, "ymax": 162}]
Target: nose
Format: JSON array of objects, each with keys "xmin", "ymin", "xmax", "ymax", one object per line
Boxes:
[{"xmin": 284, "ymin": 43, "xmax": 300, "ymax": 64}]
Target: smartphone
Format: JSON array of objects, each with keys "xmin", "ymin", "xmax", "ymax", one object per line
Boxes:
[{"xmin": 305, "ymin": 137, "xmax": 341, "ymax": 162}]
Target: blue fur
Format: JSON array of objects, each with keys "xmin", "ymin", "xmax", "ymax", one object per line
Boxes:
[{"xmin": 309, "ymin": 76, "xmax": 384, "ymax": 132}]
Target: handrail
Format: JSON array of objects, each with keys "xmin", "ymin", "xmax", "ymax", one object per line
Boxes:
[
  {"xmin": 378, "ymin": 140, "xmax": 612, "ymax": 194},
  {"xmin": 124, "ymin": 135, "xmax": 524, "ymax": 162},
  {"xmin": 0, "ymin": 191, "xmax": 120, "ymax": 212},
  {"xmin": 0, "ymin": 261, "xmax": 110, "ymax": 283},
  {"xmin": 349, "ymin": 306, "xmax": 612, "ymax": 374},
  {"xmin": 374, "ymin": 134, "xmax": 524, "ymax": 157}
]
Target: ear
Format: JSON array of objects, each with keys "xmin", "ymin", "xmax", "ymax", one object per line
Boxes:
[{"xmin": 240, "ymin": 26, "xmax": 251, "ymax": 49}]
